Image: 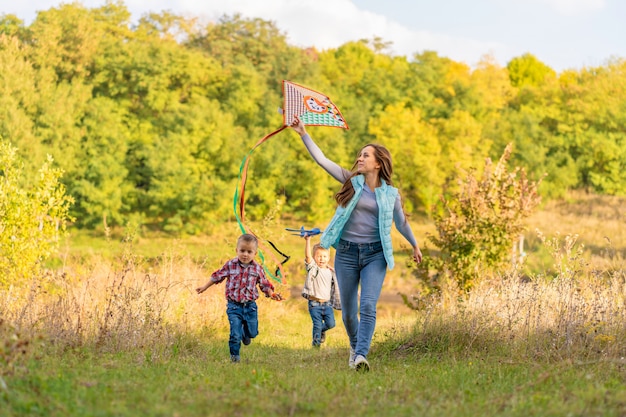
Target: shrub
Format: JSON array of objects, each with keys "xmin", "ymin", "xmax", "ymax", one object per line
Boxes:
[
  {"xmin": 0, "ymin": 140, "xmax": 73, "ymax": 287},
  {"xmin": 416, "ymin": 143, "xmax": 542, "ymax": 292}
]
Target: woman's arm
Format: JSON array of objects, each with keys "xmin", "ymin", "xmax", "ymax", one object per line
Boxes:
[
  {"xmin": 291, "ymin": 116, "xmax": 350, "ymax": 183},
  {"xmin": 393, "ymin": 196, "xmax": 423, "ymax": 263}
]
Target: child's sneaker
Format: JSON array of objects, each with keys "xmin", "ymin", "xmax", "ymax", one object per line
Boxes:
[
  {"xmin": 355, "ymin": 354, "xmax": 370, "ymax": 372},
  {"xmin": 230, "ymin": 355, "xmax": 241, "ymax": 363},
  {"xmin": 242, "ymin": 335, "xmax": 251, "ymax": 345},
  {"xmin": 320, "ymin": 331, "xmax": 326, "ymax": 344},
  {"xmin": 348, "ymin": 347, "xmax": 356, "ymax": 369}
]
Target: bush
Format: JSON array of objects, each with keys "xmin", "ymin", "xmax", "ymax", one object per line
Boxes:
[
  {"xmin": 0, "ymin": 140, "xmax": 73, "ymax": 287},
  {"xmin": 417, "ymin": 143, "xmax": 542, "ymax": 292}
]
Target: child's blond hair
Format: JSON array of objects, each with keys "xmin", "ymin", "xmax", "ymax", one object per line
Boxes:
[{"xmin": 312, "ymin": 244, "xmax": 329, "ymax": 256}]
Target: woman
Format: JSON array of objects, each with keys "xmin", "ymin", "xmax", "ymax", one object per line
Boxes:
[{"xmin": 291, "ymin": 116, "xmax": 423, "ymax": 372}]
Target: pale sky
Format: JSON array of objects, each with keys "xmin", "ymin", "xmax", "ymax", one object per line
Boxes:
[{"xmin": 3, "ymin": 0, "xmax": 625, "ymax": 72}]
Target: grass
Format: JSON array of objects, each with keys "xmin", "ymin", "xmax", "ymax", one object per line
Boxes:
[
  {"xmin": 2, "ymin": 191, "xmax": 626, "ymax": 416},
  {"xmin": 3, "ymin": 304, "xmax": 626, "ymax": 417}
]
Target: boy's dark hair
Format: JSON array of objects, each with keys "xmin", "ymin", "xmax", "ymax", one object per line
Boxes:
[{"xmin": 238, "ymin": 233, "xmax": 258, "ymax": 247}]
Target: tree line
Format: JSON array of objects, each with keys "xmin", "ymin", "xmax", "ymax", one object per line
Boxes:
[{"xmin": 1, "ymin": 1, "xmax": 624, "ymax": 234}]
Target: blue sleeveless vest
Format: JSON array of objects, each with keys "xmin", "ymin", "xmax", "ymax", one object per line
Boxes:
[{"xmin": 320, "ymin": 174, "xmax": 398, "ymax": 270}]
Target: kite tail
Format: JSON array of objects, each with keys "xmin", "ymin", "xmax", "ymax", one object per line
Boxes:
[{"xmin": 233, "ymin": 125, "xmax": 289, "ymax": 283}]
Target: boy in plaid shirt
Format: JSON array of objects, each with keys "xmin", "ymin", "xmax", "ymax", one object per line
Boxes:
[{"xmin": 196, "ymin": 234, "xmax": 283, "ymax": 363}]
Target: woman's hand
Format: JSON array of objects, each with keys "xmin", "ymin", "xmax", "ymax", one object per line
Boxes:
[
  {"xmin": 413, "ymin": 246, "xmax": 423, "ymax": 264},
  {"xmin": 290, "ymin": 115, "xmax": 307, "ymax": 136}
]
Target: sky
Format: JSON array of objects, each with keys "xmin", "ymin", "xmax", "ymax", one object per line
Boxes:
[{"xmin": 3, "ymin": 0, "xmax": 625, "ymax": 73}]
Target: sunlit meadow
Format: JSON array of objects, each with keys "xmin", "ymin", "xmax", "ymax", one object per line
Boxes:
[{"xmin": 1, "ymin": 192, "xmax": 626, "ymax": 416}]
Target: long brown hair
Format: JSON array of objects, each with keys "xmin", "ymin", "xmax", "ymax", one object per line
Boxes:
[{"xmin": 335, "ymin": 144, "xmax": 394, "ymax": 207}]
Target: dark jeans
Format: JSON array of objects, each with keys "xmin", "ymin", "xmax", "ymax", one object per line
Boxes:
[
  {"xmin": 226, "ymin": 300, "xmax": 259, "ymax": 356},
  {"xmin": 308, "ymin": 300, "xmax": 335, "ymax": 346}
]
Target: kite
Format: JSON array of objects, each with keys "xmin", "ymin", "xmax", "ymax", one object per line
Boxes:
[
  {"xmin": 280, "ymin": 81, "xmax": 349, "ymax": 128},
  {"xmin": 233, "ymin": 80, "xmax": 349, "ymax": 283}
]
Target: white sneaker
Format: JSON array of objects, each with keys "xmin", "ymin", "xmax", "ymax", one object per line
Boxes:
[
  {"xmin": 348, "ymin": 347, "xmax": 356, "ymax": 369},
  {"xmin": 354, "ymin": 354, "xmax": 370, "ymax": 372}
]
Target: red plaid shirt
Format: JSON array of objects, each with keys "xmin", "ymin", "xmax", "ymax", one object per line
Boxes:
[{"xmin": 210, "ymin": 258, "xmax": 275, "ymax": 302}]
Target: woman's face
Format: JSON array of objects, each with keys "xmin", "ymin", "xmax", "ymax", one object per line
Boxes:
[{"xmin": 356, "ymin": 145, "xmax": 380, "ymax": 175}]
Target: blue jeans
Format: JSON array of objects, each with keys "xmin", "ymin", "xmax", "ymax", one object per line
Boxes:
[
  {"xmin": 334, "ymin": 239, "xmax": 387, "ymax": 358},
  {"xmin": 308, "ymin": 300, "xmax": 336, "ymax": 346},
  {"xmin": 226, "ymin": 300, "xmax": 259, "ymax": 356}
]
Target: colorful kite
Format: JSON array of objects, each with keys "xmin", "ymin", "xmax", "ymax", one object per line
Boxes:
[
  {"xmin": 280, "ymin": 81, "xmax": 349, "ymax": 128},
  {"xmin": 233, "ymin": 80, "xmax": 349, "ymax": 282}
]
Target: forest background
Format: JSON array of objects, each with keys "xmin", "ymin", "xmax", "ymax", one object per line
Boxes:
[{"xmin": 2, "ymin": 1, "xmax": 625, "ymax": 238}]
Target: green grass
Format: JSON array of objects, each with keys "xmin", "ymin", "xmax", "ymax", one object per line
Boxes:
[{"xmin": 3, "ymin": 302, "xmax": 626, "ymax": 417}]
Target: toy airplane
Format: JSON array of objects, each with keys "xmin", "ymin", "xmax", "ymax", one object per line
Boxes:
[{"xmin": 285, "ymin": 226, "xmax": 323, "ymax": 237}]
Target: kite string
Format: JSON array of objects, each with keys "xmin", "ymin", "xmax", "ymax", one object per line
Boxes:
[{"xmin": 233, "ymin": 125, "xmax": 288, "ymax": 282}]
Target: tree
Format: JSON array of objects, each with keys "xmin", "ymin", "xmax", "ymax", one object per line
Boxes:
[
  {"xmin": 368, "ymin": 102, "xmax": 441, "ymax": 213},
  {"xmin": 0, "ymin": 31, "xmax": 40, "ymax": 167},
  {"xmin": 558, "ymin": 61, "xmax": 626, "ymax": 195},
  {"xmin": 67, "ymin": 96, "xmax": 131, "ymax": 229},
  {"xmin": 408, "ymin": 51, "xmax": 476, "ymax": 120},
  {"xmin": 507, "ymin": 53, "xmax": 556, "ymax": 88}
]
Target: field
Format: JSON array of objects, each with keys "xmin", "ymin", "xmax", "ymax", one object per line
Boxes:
[{"xmin": 1, "ymin": 192, "xmax": 626, "ymax": 416}]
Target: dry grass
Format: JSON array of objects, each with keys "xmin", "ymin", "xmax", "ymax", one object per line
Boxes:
[
  {"xmin": 2, "ymin": 250, "xmax": 209, "ymax": 354},
  {"xmin": 404, "ymin": 265, "xmax": 626, "ymax": 361},
  {"xmin": 397, "ymin": 192, "xmax": 626, "ymax": 362},
  {"xmin": 1, "ymin": 191, "xmax": 625, "ymax": 367},
  {"xmin": 525, "ymin": 190, "xmax": 626, "ymax": 271}
]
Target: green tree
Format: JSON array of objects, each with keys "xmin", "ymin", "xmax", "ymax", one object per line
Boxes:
[
  {"xmin": 0, "ymin": 31, "xmax": 40, "ymax": 166},
  {"xmin": 85, "ymin": 7, "xmax": 238, "ymax": 231},
  {"xmin": 471, "ymin": 54, "xmax": 515, "ymax": 116},
  {"xmin": 368, "ymin": 102, "xmax": 441, "ymax": 213},
  {"xmin": 4, "ymin": 2, "xmax": 626, "ymax": 235},
  {"xmin": 67, "ymin": 96, "xmax": 132, "ymax": 229},
  {"xmin": 486, "ymin": 105, "xmax": 578, "ymax": 198},
  {"xmin": 507, "ymin": 53, "xmax": 556, "ymax": 88},
  {"xmin": 407, "ymin": 51, "xmax": 478, "ymax": 120},
  {"xmin": 189, "ymin": 14, "xmax": 313, "ymax": 128},
  {"xmin": 143, "ymin": 99, "xmax": 240, "ymax": 233},
  {"xmin": 558, "ymin": 61, "xmax": 626, "ymax": 195},
  {"xmin": 317, "ymin": 41, "xmax": 379, "ymax": 142},
  {"xmin": 434, "ymin": 109, "xmax": 491, "ymax": 189}
]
